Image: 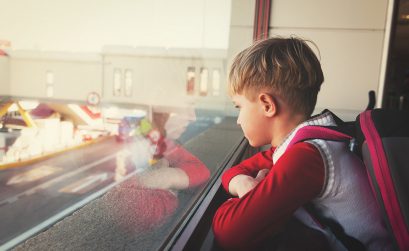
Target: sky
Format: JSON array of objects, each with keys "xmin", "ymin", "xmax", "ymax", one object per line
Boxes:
[{"xmin": 0, "ymin": 0, "xmax": 231, "ymax": 52}]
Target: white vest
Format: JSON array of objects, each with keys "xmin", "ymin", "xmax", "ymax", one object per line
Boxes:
[{"xmin": 272, "ymin": 112, "xmax": 393, "ymax": 251}]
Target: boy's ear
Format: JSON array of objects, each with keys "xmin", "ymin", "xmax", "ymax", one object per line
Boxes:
[{"xmin": 258, "ymin": 93, "xmax": 277, "ymax": 117}]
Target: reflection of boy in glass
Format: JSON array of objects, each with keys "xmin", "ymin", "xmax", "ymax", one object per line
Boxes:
[
  {"xmin": 136, "ymin": 110, "xmax": 210, "ymax": 190},
  {"xmin": 15, "ymin": 108, "xmax": 211, "ymax": 250},
  {"xmin": 114, "ymin": 108, "xmax": 210, "ymax": 231}
]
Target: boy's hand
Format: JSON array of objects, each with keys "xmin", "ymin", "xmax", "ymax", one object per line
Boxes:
[
  {"xmin": 228, "ymin": 169, "xmax": 269, "ymax": 198},
  {"xmin": 138, "ymin": 164, "xmax": 189, "ymax": 190},
  {"xmin": 255, "ymin": 169, "xmax": 269, "ymax": 180}
]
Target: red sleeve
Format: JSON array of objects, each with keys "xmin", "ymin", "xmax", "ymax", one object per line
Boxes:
[
  {"xmin": 221, "ymin": 147, "xmax": 275, "ymax": 193},
  {"xmin": 213, "ymin": 142, "xmax": 325, "ymax": 251},
  {"xmin": 164, "ymin": 143, "xmax": 210, "ymax": 188}
]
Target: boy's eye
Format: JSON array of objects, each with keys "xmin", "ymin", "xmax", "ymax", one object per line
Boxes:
[{"xmin": 234, "ymin": 105, "xmax": 240, "ymax": 109}]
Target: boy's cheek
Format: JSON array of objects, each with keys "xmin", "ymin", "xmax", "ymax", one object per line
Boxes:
[{"xmin": 236, "ymin": 113, "xmax": 241, "ymax": 125}]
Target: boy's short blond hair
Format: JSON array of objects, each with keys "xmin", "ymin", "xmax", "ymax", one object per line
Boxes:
[{"xmin": 229, "ymin": 36, "xmax": 324, "ymax": 116}]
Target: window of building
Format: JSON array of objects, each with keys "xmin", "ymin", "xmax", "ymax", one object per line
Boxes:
[
  {"xmin": 212, "ymin": 69, "xmax": 220, "ymax": 96},
  {"xmin": 124, "ymin": 69, "xmax": 133, "ymax": 97},
  {"xmin": 186, "ymin": 67, "xmax": 195, "ymax": 95},
  {"xmin": 200, "ymin": 67, "xmax": 208, "ymax": 96},
  {"xmin": 113, "ymin": 69, "xmax": 122, "ymax": 97},
  {"xmin": 46, "ymin": 71, "xmax": 54, "ymax": 97}
]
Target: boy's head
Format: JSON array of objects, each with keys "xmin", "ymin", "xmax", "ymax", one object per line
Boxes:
[{"xmin": 229, "ymin": 36, "xmax": 324, "ymax": 117}]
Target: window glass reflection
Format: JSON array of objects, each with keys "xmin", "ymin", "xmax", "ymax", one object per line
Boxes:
[
  {"xmin": 0, "ymin": 101, "xmax": 240, "ymax": 250},
  {"xmin": 0, "ymin": 0, "xmax": 234, "ymax": 249}
]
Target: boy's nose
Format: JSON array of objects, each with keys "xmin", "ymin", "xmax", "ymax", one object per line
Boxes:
[{"xmin": 236, "ymin": 117, "xmax": 240, "ymax": 125}]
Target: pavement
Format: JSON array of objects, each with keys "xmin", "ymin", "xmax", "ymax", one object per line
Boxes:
[{"xmin": 0, "ymin": 137, "xmax": 126, "ymax": 246}]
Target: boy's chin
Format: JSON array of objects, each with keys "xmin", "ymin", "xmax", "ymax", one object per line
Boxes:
[
  {"xmin": 247, "ymin": 137, "xmax": 270, "ymax": 148},
  {"xmin": 247, "ymin": 139, "xmax": 262, "ymax": 148}
]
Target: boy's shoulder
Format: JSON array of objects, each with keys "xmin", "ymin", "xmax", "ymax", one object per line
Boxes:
[{"xmin": 280, "ymin": 141, "xmax": 324, "ymax": 163}]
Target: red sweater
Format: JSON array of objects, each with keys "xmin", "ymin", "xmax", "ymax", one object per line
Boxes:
[
  {"xmin": 212, "ymin": 142, "xmax": 325, "ymax": 250},
  {"xmin": 117, "ymin": 141, "xmax": 210, "ymax": 231}
]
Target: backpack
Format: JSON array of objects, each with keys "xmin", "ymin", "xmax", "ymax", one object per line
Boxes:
[{"xmin": 290, "ymin": 108, "xmax": 409, "ymax": 251}]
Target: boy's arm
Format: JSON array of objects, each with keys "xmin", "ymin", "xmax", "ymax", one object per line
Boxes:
[
  {"xmin": 213, "ymin": 143, "xmax": 325, "ymax": 250},
  {"xmin": 164, "ymin": 143, "xmax": 210, "ymax": 188},
  {"xmin": 139, "ymin": 141, "xmax": 210, "ymax": 190},
  {"xmin": 221, "ymin": 147, "xmax": 275, "ymax": 195},
  {"xmin": 228, "ymin": 169, "xmax": 269, "ymax": 197}
]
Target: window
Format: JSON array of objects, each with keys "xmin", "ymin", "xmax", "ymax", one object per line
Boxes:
[
  {"xmin": 212, "ymin": 69, "xmax": 221, "ymax": 96},
  {"xmin": 200, "ymin": 67, "xmax": 209, "ymax": 96},
  {"xmin": 0, "ymin": 1, "xmax": 235, "ymax": 250},
  {"xmin": 124, "ymin": 69, "xmax": 133, "ymax": 97},
  {"xmin": 186, "ymin": 67, "xmax": 195, "ymax": 95},
  {"xmin": 45, "ymin": 71, "xmax": 54, "ymax": 97},
  {"xmin": 113, "ymin": 69, "xmax": 122, "ymax": 96}
]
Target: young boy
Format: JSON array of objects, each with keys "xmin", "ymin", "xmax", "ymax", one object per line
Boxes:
[{"xmin": 212, "ymin": 37, "xmax": 393, "ymax": 251}]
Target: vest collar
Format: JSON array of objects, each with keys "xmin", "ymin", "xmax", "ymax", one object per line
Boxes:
[{"xmin": 272, "ymin": 111, "xmax": 337, "ymax": 164}]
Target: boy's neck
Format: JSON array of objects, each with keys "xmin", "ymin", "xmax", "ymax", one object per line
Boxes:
[{"xmin": 270, "ymin": 112, "xmax": 307, "ymax": 147}]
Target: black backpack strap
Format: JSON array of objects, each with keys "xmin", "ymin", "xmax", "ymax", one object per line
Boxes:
[{"xmin": 304, "ymin": 204, "xmax": 366, "ymax": 251}]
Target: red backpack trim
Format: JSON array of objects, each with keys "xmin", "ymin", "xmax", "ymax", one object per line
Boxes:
[{"xmin": 360, "ymin": 110, "xmax": 409, "ymax": 250}]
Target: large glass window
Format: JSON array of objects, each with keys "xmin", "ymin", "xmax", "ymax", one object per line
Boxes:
[{"xmin": 0, "ymin": 1, "xmax": 236, "ymax": 250}]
